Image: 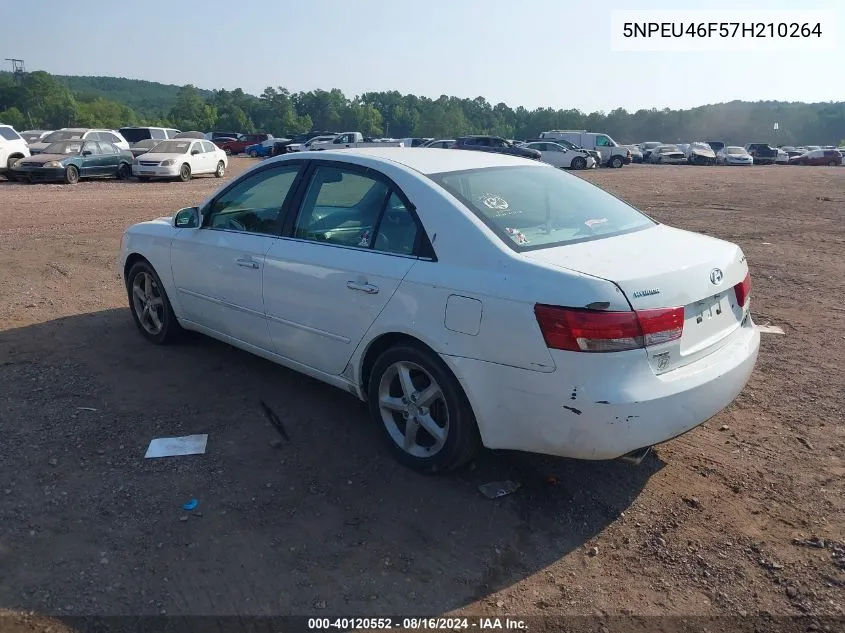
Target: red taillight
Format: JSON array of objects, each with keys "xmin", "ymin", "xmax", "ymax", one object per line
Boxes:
[
  {"xmin": 734, "ymin": 272, "xmax": 751, "ymax": 307},
  {"xmin": 534, "ymin": 305, "xmax": 684, "ymax": 353}
]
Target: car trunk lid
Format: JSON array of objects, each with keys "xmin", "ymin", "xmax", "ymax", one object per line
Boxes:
[{"xmin": 523, "ymin": 224, "xmax": 750, "ymax": 373}]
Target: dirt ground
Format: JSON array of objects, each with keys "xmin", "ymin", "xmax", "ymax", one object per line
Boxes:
[{"xmin": 0, "ymin": 159, "xmax": 842, "ymax": 630}]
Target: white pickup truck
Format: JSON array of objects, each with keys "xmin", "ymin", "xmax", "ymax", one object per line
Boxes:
[{"xmin": 307, "ymin": 132, "xmax": 405, "ymax": 151}]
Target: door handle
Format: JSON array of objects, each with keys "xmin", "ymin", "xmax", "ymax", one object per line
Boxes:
[
  {"xmin": 236, "ymin": 257, "xmax": 259, "ymax": 269},
  {"xmin": 346, "ymin": 281, "xmax": 379, "ymax": 294}
]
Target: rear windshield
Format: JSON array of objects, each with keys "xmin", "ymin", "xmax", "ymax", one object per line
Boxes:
[
  {"xmin": 44, "ymin": 130, "xmax": 85, "ymax": 142},
  {"xmin": 430, "ymin": 165, "xmax": 654, "ymax": 251},
  {"xmin": 120, "ymin": 128, "xmax": 152, "ymax": 143},
  {"xmin": 0, "ymin": 126, "xmax": 21, "ymax": 140}
]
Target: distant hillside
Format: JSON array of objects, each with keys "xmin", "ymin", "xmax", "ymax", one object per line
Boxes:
[{"xmin": 0, "ymin": 71, "xmax": 217, "ymax": 119}]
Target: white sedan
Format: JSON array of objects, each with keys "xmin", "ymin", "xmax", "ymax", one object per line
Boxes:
[
  {"xmin": 118, "ymin": 148, "xmax": 760, "ymax": 472},
  {"xmin": 132, "ymin": 139, "xmax": 227, "ymax": 181},
  {"xmin": 716, "ymin": 146, "xmax": 754, "ymax": 165},
  {"xmin": 521, "ymin": 141, "xmax": 596, "ymax": 170}
]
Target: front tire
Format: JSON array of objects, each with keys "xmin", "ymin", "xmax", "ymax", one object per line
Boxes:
[
  {"xmin": 64, "ymin": 165, "xmax": 79, "ymax": 184},
  {"xmin": 116, "ymin": 163, "xmax": 130, "ymax": 180},
  {"xmin": 126, "ymin": 261, "xmax": 182, "ymax": 345},
  {"xmin": 215, "ymin": 161, "xmax": 225, "ymax": 178},
  {"xmin": 610, "ymin": 155, "xmax": 624, "ymax": 168},
  {"xmin": 178, "ymin": 163, "xmax": 191, "ymax": 182},
  {"xmin": 571, "ymin": 156, "xmax": 587, "ymax": 170},
  {"xmin": 248, "ymin": 150, "xmax": 257, "ymax": 158},
  {"xmin": 368, "ymin": 344, "xmax": 480, "ymax": 473}
]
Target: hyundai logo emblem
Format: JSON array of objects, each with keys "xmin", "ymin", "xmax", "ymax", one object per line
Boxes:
[{"xmin": 710, "ymin": 268, "xmax": 724, "ymax": 285}]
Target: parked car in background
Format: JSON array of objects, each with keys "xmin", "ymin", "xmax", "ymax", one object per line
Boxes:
[
  {"xmin": 453, "ymin": 136, "xmax": 541, "ymax": 160},
  {"xmin": 217, "ymin": 133, "xmax": 274, "ymax": 155},
  {"xmin": 119, "ymin": 127, "xmax": 180, "ymax": 144},
  {"xmin": 706, "ymin": 141, "xmax": 725, "ymax": 155},
  {"xmin": 649, "ymin": 144, "xmax": 686, "ymax": 164},
  {"xmin": 118, "ymin": 147, "xmax": 759, "ymax": 472},
  {"xmin": 244, "ymin": 137, "xmax": 287, "ymax": 158},
  {"xmin": 676, "ymin": 143, "xmax": 690, "ymax": 155},
  {"xmin": 398, "ymin": 137, "xmax": 428, "ymax": 147},
  {"xmin": 638, "ymin": 141, "xmax": 663, "ymax": 161},
  {"xmin": 521, "ymin": 141, "xmax": 595, "ymax": 169},
  {"xmin": 28, "ymin": 128, "xmax": 130, "ymax": 154},
  {"xmin": 625, "ymin": 145, "xmax": 643, "ymax": 163},
  {"xmin": 174, "ymin": 131, "xmax": 206, "ymax": 140},
  {"xmin": 12, "ymin": 140, "xmax": 132, "ymax": 184},
  {"xmin": 20, "ymin": 130, "xmax": 53, "ymax": 145},
  {"xmin": 129, "ymin": 139, "xmax": 162, "ymax": 158},
  {"xmin": 716, "ymin": 147, "xmax": 754, "ymax": 165},
  {"xmin": 132, "ymin": 139, "xmax": 227, "ymax": 182},
  {"xmin": 686, "ymin": 142, "xmax": 716, "ymax": 165},
  {"xmin": 780, "ymin": 146, "xmax": 804, "ymax": 158},
  {"xmin": 308, "ymin": 132, "xmax": 405, "ymax": 150},
  {"xmin": 788, "ymin": 149, "xmax": 842, "ymax": 166},
  {"xmin": 804, "ymin": 145, "xmax": 822, "ymax": 152},
  {"xmin": 0, "ymin": 124, "xmax": 31, "ymax": 179},
  {"xmin": 744, "ymin": 143, "xmax": 778, "ymax": 165},
  {"xmin": 540, "ymin": 130, "xmax": 630, "ymax": 167},
  {"xmin": 422, "ymin": 139, "xmax": 456, "ymax": 149},
  {"xmin": 211, "ymin": 131, "xmax": 241, "ymax": 142},
  {"xmin": 775, "ymin": 148, "xmax": 790, "ymax": 164},
  {"xmin": 288, "ymin": 135, "xmax": 340, "ymax": 152},
  {"xmin": 838, "ymin": 147, "xmax": 845, "ymax": 165}
]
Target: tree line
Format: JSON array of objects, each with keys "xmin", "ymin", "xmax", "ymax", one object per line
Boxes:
[{"xmin": 2, "ymin": 70, "xmax": 844, "ymax": 146}]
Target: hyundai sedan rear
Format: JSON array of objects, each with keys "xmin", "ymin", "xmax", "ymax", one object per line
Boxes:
[{"xmin": 118, "ymin": 148, "xmax": 759, "ymax": 472}]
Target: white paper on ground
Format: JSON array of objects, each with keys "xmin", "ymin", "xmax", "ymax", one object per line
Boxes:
[
  {"xmin": 144, "ymin": 434, "xmax": 208, "ymax": 458},
  {"xmin": 756, "ymin": 324, "xmax": 785, "ymax": 335}
]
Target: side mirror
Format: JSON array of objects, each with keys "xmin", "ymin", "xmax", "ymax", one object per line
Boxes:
[
  {"xmin": 82, "ymin": 150, "xmax": 92, "ymax": 156},
  {"xmin": 173, "ymin": 206, "xmax": 200, "ymax": 229},
  {"xmin": 191, "ymin": 149, "xmax": 200, "ymax": 155}
]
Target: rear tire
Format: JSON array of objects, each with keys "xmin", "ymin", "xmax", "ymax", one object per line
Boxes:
[
  {"xmin": 116, "ymin": 163, "xmax": 131, "ymax": 180},
  {"xmin": 571, "ymin": 156, "xmax": 587, "ymax": 170},
  {"xmin": 178, "ymin": 163, "xmax": 191, "ymax": 182},
  {"xmin": 828, "ymin": 160, "xmax": 837, "ymax": 166},
  {"xmin": 64, "ymin": 165, "xmax": 79, "ymax": 185},
  {"xmin": 215, "ymin": 161, "xmax": 225, "ymax": 178},
  {"xmin": 368, "ymin": 344, "xmax": 480, "ymax": 473}
]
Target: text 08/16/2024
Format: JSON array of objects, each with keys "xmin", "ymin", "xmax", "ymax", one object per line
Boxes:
[{"xmin": 610, "ymin": 10, "xmax": 837, "ymax": 51}]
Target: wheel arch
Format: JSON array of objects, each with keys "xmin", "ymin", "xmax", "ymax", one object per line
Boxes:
[
  {"xmin": 359, "ymin": 332, "xmax": 441, "ymax": 397},
  {"xmin": 123, "ymin": 252, "xmax": 151, "ymax": 283}
]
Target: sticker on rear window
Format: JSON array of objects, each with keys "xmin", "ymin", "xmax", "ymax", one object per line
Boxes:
[
  {"xmin": 584, "ymin": 218, "xmax": 609, "ymax": 228},
  {"xmin": 505, "ymin": 227, "xmax": 529, "ymax": 245},
  {"xmin": 480, "ymin": 193, "xmax": 509, "ymax": 210}
]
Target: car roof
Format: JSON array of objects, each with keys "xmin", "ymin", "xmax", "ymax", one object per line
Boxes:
[{"xmin": 293, "ymin": 147, "xmax": 545, "ymax": 175}]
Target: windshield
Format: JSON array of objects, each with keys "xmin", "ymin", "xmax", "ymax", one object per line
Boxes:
[
  {"xmin": 726, "ymin": 147, "xmax": 745, "ymax": 155},
  {"xmin": 430, "ymin": 165, "xmax": 654, "ymax": 251},
  {"xmin": 149, "ymin": 140, "xmax": 192, "ymax": 154},
  {"xmin": 43, "ymin": 130, "xmax": 85, "ymax": 142},
  {"xmin": 21, "ymin": 132, "xmax": 44, "ymax": 143},
  {"xmin": 658, "ymin": 145, "xmax": 678, "ymax": 152},
  {"xmin": 642, "ymin": 142, "xmax": 662, "ymax": 149},
  {"xmin": 43, "ymin": 141, "xmax": 84, "ymax": 155}
]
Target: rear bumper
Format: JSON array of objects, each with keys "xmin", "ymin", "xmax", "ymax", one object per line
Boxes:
[{"xmin": 442, "ymin": 318, "xmax": 760, "ymax": 460}]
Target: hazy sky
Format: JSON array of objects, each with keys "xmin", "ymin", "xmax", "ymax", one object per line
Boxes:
[{"xmin": 3, "ymin": 0, "xmax": 842, "ymax": 112}]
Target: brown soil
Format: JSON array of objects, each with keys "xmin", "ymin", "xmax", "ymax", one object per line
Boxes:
[{"xmin": 0, "ymin": 160, "xmax": 842, "ymax": 628}]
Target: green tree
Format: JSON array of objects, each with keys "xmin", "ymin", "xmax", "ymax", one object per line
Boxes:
[
  {"xmin": 0, "ymin": 106, "xmax": 27, "ymax": 129},
  {"xmin": 169, "ymin": 85, "xmax": 217, "ymax": 131}
]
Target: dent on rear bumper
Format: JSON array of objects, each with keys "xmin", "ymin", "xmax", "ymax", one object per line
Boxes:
[{"xmin": 442, "ymin": 321, "xmax": 760, "ymax": 460}]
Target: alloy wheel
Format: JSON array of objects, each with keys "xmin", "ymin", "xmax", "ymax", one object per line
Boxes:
[{"xmin": 377, "ymin": 361, "xmax": 449, "ymax": 458}]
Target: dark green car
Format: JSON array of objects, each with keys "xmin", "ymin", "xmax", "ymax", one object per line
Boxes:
[{"xmin": 12, "ymin": 140, "xmax": 133, "ymax": 184}]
